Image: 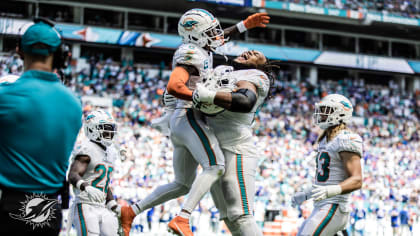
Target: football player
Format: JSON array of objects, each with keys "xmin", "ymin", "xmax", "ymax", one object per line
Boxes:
[
  {"xmin": 291, "ymin": 94, "xmax": 363, "ymax": 236},
  {"xmin": 192, "ymin": 50, "xmax": 274, "ymax": 236},
  {"xmin": 68, "ymin": 110, "xmax": 121, "ymax": 236},
  {"xmin": 120, "ymin": 8, "xmax": 270, "ymax": 236}
]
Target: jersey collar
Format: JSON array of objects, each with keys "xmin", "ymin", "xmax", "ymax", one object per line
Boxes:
[{"xmin": 21, "ymin": 70, "xmax": 59, "ymax": 82}]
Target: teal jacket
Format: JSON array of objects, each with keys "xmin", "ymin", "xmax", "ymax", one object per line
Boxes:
[{"xmin": 0, "ymin": 70, "xmax": 82, "ymax": 193}]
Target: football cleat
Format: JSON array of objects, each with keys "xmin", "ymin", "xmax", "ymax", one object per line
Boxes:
[{"xmin": 168, "ymin": 216, "xmax": 194, "ymax": 236}]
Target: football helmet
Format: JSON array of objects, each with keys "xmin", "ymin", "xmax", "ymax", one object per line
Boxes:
[
  {"xmin": 313, "ymin": 94, "xmax": 353, "ymax": 129},
  {"xmin": 84, "ymin": 110, "xmax": 117, "ymax": 146},
  {"xmin": 178, "ymin": 8, "xmax": 224, "ymax": 50}
]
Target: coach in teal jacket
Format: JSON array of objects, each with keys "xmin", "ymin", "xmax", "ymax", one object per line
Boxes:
[
  {"xmin": 0, "ymin": 21, "xmax": 82, "ymax": 197},
  {"xmin": 0, "ymin": 20, "xmax": 82, "ymax": 235}
]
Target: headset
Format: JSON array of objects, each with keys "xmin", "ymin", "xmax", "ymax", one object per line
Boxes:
[{"xmin": 18, "ymin": 17, "xmax": 71, "ymax": 79}]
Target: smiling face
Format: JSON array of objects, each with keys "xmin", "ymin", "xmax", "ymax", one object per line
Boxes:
[{"xmin": 234, "ymin": 50, "xmax": 267, "ymax": 67}]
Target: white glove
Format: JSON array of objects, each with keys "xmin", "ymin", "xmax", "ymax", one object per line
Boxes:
[
  {"xmin": 85, "ymin": 186, "xmax": 105, "ymax": 203},
  {"xmin": 311, "ymin": 184, "xmax": 342, "ymax": 202},
  {"xmin": 193, "ymin": 83, "xmax": 216, "ymax": 104},
  {"xmin": 292, "ymin": 192, "xmax": 307, "ymax": 208},
  {"xmin": 106, "ymin": 200, "xmax": 121, "ymax": 217},
  {"xmin": 162, "ymin": 89, "xmax": 176, "ymax": 107},
  {"xmin": 151, "ymin": 109, "xmax": 173, "ymax": 136}
]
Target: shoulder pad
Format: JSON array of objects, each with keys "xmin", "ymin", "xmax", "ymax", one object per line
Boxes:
[
  {"xmin": 333, "ymin": 131, "xmax": 363, "ymax": 157},
  {"xmin": 173, "ymin": 43, "xmax": 207, "ymax": 70},
  {"xmin": 71, "ymin": 141, "xmax": 91, "ymax": 161},
  {"xmin": 237, "ymin": 69, "xmax": 270, "ymax": 96}
]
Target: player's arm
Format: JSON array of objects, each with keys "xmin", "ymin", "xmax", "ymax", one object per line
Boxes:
[
  {"xmin": 224, "ymin": 12, "xmax": 270, "ymax": 38},
  {"xmin": 68, "ymin": 155, "xmax": 90, "ymax": 190},
  {"xmin": 194, "ymin": 80, "xmax": 258, "ymax": 113},
  {"xmin": 166, "ymin": 64, "xmax": 199, "ymax": 101},
  {"xmin": 339, "ymin": 151, "xmax": 363, "ymax": 194},
  {"xmin": 68, "ymin": 155, "xmax": 105, "ymax": 202}
]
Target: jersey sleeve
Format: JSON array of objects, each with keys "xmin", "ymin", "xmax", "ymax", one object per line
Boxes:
[
  {"xmin": 334, "ymin": 132, "xmax": 363, "ymax": 157},
  {"xmin": 70, "ymin": 141, "xmax": 91, "ymax": 161},
  {"xmin": 172, "ymin": 44, "xmax": 206, "ymax": 72},
  {"xmin": 240, "ymin": 70, "xmax": 270, "ymax": 98}
]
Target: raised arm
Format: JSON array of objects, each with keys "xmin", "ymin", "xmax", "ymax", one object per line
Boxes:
[{"xmin": 224, "ymin": 12, "xmax": 270, "ymax": 39}]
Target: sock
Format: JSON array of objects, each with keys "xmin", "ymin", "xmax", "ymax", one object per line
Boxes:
[
  {"xmin": 131, "ymin": 182, "xmax": 189, "ymax": 215},
  {"xmin": 237, "ymin": 215, "xmax": 263, "ymax": 236},
  {"xmin": 179, "ymin": 210, "xmax": 191, "ymax": 219},
  {"xmin": 181, "ymin": 166, "xmax": 224, "ymax": 217}
]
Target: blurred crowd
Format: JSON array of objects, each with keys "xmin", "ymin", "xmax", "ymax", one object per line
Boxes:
[
  {"xmin": 278, "ymin": 0, "xmax": 420, "ymax": 19},
  {"xmin": 2, "ymin": 56, "xmax": 419, "ymax": 235}
]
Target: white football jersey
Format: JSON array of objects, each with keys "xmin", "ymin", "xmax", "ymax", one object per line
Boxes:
[
  {"xmin": 208, "ymin": 69, "xmax": 270, "ymax": 156},
  {"xmin": 172, "ymin": 43, "xmax": 213, "ymax": 109},
  {"xmin": 71, "ymin": 139, "xmax": 118, "ymax": 205},
  {"xmin": 314, "ymin": 130, "xmax": 363, "ymax": 211}
]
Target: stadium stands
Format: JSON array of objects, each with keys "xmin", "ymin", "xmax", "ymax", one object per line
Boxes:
[{"xmin": 1, "ymin": 56, "xmax": 418, "ymax": 234}]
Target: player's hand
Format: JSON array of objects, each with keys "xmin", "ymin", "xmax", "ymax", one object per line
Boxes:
[
  {"xmin": 311, "ymin": 184, "xmax": 342, "ymax": 202},
  {"xmin": 162, "ymin": 89, "xmax": 176, "ymax": 107},
  {"xmin": 106, "ymin": 200, "xmax": 122, "ymax": 217},
  {"xmin": 291, "ymin": 191, "xmax": 307, "ymax": 207},
  {"xmin": 193, "ymin": 83, "xmax": 216, "ymax": 104},
  {"xmin": 85, "ymin": 186, "xmax": 105, "ymax": 202},
  {"xmin": 244, "ymin": 12, "xmax": 270, "ymax": 29}
]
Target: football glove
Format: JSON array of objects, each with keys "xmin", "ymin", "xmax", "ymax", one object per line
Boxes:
[
  {"xmin": 311, "ymin": 184, "xmax": 342, "ymax": 202},
  {"xmin": 162, "ymin": 89, "xmax": 176, "ymax": 107},
  {"xmin": 193, "ymin": 83, "xmax": 216, "ymax": 104},
  {"xmin": 106, "ymin": 200, "xmax": 122, "ymax": 217},
  {"xmin": 85, "ymin": 186, "xmax": 105, "ymax": 203}
]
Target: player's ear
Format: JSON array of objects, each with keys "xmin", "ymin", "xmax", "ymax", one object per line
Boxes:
[{"xmin": 16, "ymin": 45, "xmax": 24, "ymax": 60}]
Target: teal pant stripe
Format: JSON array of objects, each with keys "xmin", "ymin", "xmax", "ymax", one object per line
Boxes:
[
  {"xmin": 77, "ymin": 203, "xmax": 87, "ymax": 236},
  {"xmin": 313, "ymin": 204, "xmax": 338, "ymax": 236},
  {"xmin": 237, "ymin": 154, "xmax": 249, "ymax": 215},
  {"xmin": 186, "ymin": 109, "xmax": 217, "ymax": 166}
]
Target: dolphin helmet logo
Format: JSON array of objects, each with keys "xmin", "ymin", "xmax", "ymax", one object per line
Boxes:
[{"xmin": 180, "ymin": 18, "xmax": 199, "ymax": 31}]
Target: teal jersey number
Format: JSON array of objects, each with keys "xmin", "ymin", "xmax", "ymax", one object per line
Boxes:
[
  {"xmin": 91, "ymin": 164, "xmax": 114, "ymax": 193},
  {"xmin": 316, "ymin": 152, "xmax": 330, "ymax": 182}
]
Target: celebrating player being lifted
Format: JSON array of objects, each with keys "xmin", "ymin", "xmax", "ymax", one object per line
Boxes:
[
  {"xmin": 120, "ymin": 8, "xmax": 270, "ymax": 236},
  {"xmin": 68, "ymin": 110, "xmax": 121, "ymax": 236},
  {"xmin": 192, "ymin": 50, "xmax": 275, "ymax": 236},
  {"xmin": 292, "ymin": 94, "xmax": 363, "ymax": 236}
]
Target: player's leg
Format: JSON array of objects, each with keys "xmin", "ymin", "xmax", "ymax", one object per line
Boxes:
[
  {"xmin": 168, "ymin": 109, "xmax": 225, "ymax": 235},
  {"xmin": 99, "ymin": 207, "xmax": 119, "ymax": 236},
  {"xmin": 211, "ymin": 179, "xmax": 240, "ymax": 235},
  {"xmin": 131, "ymin": 144, "xmax": 198, "ymax": 214},
  {"xmin": 73, "ymin": 203, "xmax": 100, "ymax": 236},
  {"xmin": 177, "ymin": 109, "xmax": 225, "ymax": 216},
  {"xmin": 121, "ymin": 140, "xmax": 198, "ymax": 235},
  {"xmin": 221, "ymin": 151, "xmax": 261, "ymax": 236},
  {"xmin": 298, "ymin": 203, "xmax": 348, "ymax": 236}
]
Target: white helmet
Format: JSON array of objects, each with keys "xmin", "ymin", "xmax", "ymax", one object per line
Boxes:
[
  {"xmin": 84, "ymin": 110, "xmax": 117, "ymax": 146},
  {"xmin": 313, "ymin": 94, "xmax": 353, "ymax": 129},
  {"xmin": 178, "ymin": 8, "xmax": 224, "ymax": 50}
]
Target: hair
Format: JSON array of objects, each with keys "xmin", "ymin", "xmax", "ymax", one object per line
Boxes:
[
  {"xmin": 24, "ymin": 43, "xmax": 51, "ymax": 62},
  {"xmin": 258, "ymin": 58, "xmax": 280, "ymax": 102},
  {"xmin": 317, "ymin": 123, "xmax": 348, "ymax": 143}
]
